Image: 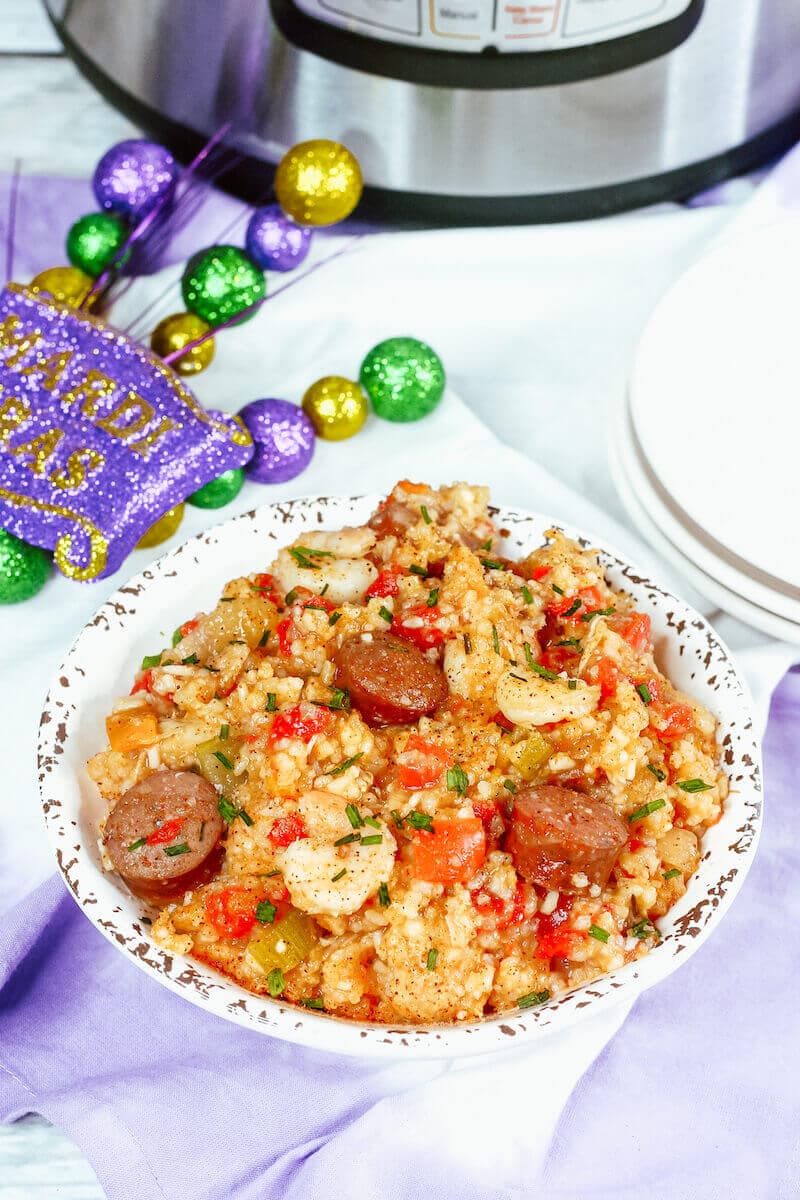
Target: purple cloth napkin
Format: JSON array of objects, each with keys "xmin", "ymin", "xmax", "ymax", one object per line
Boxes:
[{"xmin": 2, "ymin": 669, "xmax": 798, "ymax": 1200}]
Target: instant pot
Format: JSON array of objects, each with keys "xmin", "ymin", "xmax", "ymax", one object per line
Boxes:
[{"xmin": 46, "ymin": 0, "xmax": 800, "ymax": 223}]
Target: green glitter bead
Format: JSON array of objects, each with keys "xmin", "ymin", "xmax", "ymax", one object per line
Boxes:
[
  {"xmin": 181, "ymin": 245, "xmax": 266, "ymax": 327},
  {"xmin": 359, "ymin": 336, "xmax": 445, "ymax": 423},
  {"xmin": 187, "ymin": 468, "xmax": 246, "ymax": 509},
  {"xmin": 66, "ymin": 212, "xmax": 128, "ymax": 278},
  {"xmin": 0, "ymin": 529, "xmax": 51, "ymax": 604}
]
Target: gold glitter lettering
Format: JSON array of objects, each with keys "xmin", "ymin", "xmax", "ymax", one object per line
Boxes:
[
  {"xmin": 127, "ymin": 416, "xmax": 181, "ymax": 458},
  {"xmin": 0, "ymin": 485, "xmax": 108, "ymax": 580},
  {"xmin": 11, "ymin": 427, "xmax": 65, "ymax": 475},
  {"xmin": 59, "ymin": 369, "xmax": 117, "ymax": 417},
  {"xmin": 18, "ymin": 349, "xmax": 73, "ymax": 391},
  {"xmin": 50, "ymin": 447, "xmax": 105, "ymax": 492},
  {"xmin": 94, "ymin": 392, "xmax": 155, "ymax": 439},
  {"xmin": 0, "ymin": 313, "xmax": 42, "ymax": 368},
  {"xmin": 0, "ymin": 393, "xmax": 32, "ymax": 445}
]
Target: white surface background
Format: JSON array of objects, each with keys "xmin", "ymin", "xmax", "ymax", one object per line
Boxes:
[{"xmin": 0, "ymin": 2, "xmax": 770, "ymax": 1197}]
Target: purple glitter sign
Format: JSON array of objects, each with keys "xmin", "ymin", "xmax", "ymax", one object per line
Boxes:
[{"xmin": 0, "ymin": 286, "xmax": 253, "ymax": 580}]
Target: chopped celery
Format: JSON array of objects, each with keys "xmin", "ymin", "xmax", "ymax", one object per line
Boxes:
[
  {"xmin": 247, "ymin": 909, "xmax": 319, "ymax": 975},
  {"xmin": 195, "ymin": 735, "xmax": 242, "ymax": 794},
  {"xmin": 514, "ymin": 731, "xmax": 552, "ymax": 781}
]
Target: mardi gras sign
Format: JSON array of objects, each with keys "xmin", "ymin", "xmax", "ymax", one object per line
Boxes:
[{"xmin": 0, "ymin": 286, "xmax": 252, "ymax": 581}]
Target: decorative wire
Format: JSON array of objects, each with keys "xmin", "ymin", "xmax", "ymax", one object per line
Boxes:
[
  {"xmin": 161, "ymin": 233, "xmax": 367, "ymax": 364},
  {"xmin": 4, "ymin": 158, "xmax": 22, "ymax": 285}
]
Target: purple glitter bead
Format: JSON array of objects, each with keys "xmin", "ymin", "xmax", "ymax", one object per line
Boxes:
[
  {"xmin": 238, "ymin": 398, "xmax": 316, "ymax": 484},
  {"xmin": 93, "ymin": 139, "xmax": 179, "ymax": 222},
  {"xmin": 245, "ymin": 205, "xmax": 312, "ymax": 273}
]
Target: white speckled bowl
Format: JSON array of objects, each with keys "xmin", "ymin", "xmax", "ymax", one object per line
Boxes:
[{"xmin": 38, "ymin": 495, "xmax": 762, "ymax": 1058}]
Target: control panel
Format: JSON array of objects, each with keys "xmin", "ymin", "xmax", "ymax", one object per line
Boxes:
[{"xmin": 296, "ymin": 0, "xmax": 693, "ymax": 51}]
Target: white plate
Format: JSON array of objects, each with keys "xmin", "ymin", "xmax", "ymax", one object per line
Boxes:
[
  {"xmin": 38, "ymin": 494, "xmax": 762, "ymax": 1058},
  {"xmin": 630, "ymin": 219, "xmax": 800, "ymax": 597},
  {"xmin": 617, "ymin": 397, "xmax": 800, "ymax": 626},
  {"xmin": 610, "ymin": 431, "xmax": 800, "ymax": 644}
]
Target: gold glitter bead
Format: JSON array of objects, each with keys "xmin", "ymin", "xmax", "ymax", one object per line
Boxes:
[
  {"xmin": 275, "ymin": 140, "xmax": 363, "ymax": 227},
  {"xmin": 136, "ymin": 503, "xmax": 185, "ymax": 549},
  {"xmin": 301, "ymin": 376, "xmax": 368, "ymax": 441},
  {"xmin": 29, "ymin": 265, "xmax": 95, "ymax": 309},
  {"xmin": 150, "ymin": 311, "xmax": 215, "ymax": 376}
]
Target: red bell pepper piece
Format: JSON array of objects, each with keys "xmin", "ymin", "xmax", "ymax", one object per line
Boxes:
[{"xmin": 412, "ymin": 818, "xmax": 486, "ymax": 885}]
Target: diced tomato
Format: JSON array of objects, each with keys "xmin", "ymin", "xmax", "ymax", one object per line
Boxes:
[
  {"xmin": 396, "ymin": 479, "xmax": 429, "ymax": 495},
  {"xmin": 426, "ymin": 559, "xmax": 445, "ymax": 579},
  {"xmin": 180, "ymin": 618, "xmax": 199, "ymax": 638},
  {"xmin": 471, "ymin": 797, "xmax": 497, "ymax": 824},
  {"xmin": 539, "ymin": 645, "xmax": 579, "ymax": 674},
  {"xmin": 366, "ymin": 564, "xmax": 406, "ymax": 599},
  {"xmin": 491, "ymin": 710, "xmax": 515, "ymax": 732},
  {"xmin": 651, "ymin": 702, "xmax": 694, "ymax": 741},
  {"xmin": 530, "ymin": 565, "xmax": 551, "ymax": 582},
  {"xmin": 267, "ymin": 813, "xmax": 307, "ymax": 847},
  {"xmin": 534, "ymin": 894, "xmax": 586, "ymax": 960},
  {"xmin": 621, "ymin": 611, "xmax": 651, "ymax": 654},
  {"xmin": 251, "ymin": 573, "xmax": 282, "ymax": 605},
  {"xmin": 269, "ymin": 703, "xmax": 331, "ymax": 744},
  {"xmin": 545, "ymin": 586, "xmax": 604, "ymax": 620},
  {"xmin": 204, "ymin": 887, "xmax": 260, "ymax": 939},
  {"xmin": 145, "ymin": 817, "xmax": 184, "ymax": 846},
  {"xmin": 394, "ymin": 604, "xmax": 446, "ymax": 650},
  {"xmin": 276, "ymin": 617, "xmax": 293, "ymax": 657},
  {"xmin": 472, "ymin": 890, "xmax": 505, "ymax": 917},
  {"xmin": 496, "ymin": 880, "xmax": 526, "ymax": 931},
  {"xmin": 412, "ymin": 818, "xmax": 486, "ymax": 885},
  {"xmin": 130, "ymin": 669, "xmax": 154, "ymax": 696},
  {"xmin": 590, "ymin": 656, "xmax": 622, "ymax": 700},
  {"xmin": 300, "ymin": 593, "xmax": 336, "ymax": 614},
  {"xmin": 397, "ymin": 735, "xmax": 451, "ymax": 789},
  {"xmin": 628, "ymin": 837, "xmax": 644, "ymax": 853}
]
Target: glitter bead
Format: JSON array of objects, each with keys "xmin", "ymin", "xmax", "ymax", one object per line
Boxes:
[
  {"xmin": 245, "ymin": 204, "xmax": 312, "ymax": 272},
  {"xmin": 360, "ymin": 337, "xmax": 445, "ymax": 422},
  {"xmin": 182, "ymin": 246, "xmax": 266, "ymax": 327},
  {"xmin": 29, "ymin": 266, "xmax": 94, "ymax": 309},
  {"xmin": 93, "ymin": 139, "xmax": 178, "ymax": 221},
  {"xmin": 238, "ymin": 398, "xmax": 316, "ymax": 483},
  {"xmin": 301, "ymin": 377, "xmax": 367, "ymax": 441},
  {"xmin": 136, "ymin": 503, "xmax": 185, "ymax": 549},
  {"xmin": 187, "ymin": 468, "xmax": 245, "ymax": 509},
  {"xmin": 0, "ymin": 529, "xmax": 51, "ymax": 603},
  {"xmin": 66, "ymin": 212, "xmax": 128, "ymax": 278},
  {"xmin": 275, "ymin": 140, "xmax": 363, "ymax": 227},
  {"xmin": 151, "ymin": 312, "xmax": 215, "ymax": 376}
]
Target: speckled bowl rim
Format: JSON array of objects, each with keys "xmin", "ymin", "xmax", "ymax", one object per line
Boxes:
[{"xmin": 38, "ymin": 493, "xmax": 762, "ymax": 1059}]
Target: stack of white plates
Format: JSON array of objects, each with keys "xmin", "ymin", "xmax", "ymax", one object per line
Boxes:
[{"xmin": 611, "ymin": 219, "xmax": 800, "ymax": 644}]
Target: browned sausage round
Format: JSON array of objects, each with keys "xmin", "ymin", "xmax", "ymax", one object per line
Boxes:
[
  {"xmin": 335, "ymin": 633, "xmax": 448, "ymax": 726},
  {"xmin": 103, "ymin": 770, "xmax": 224, "ymax": 904},
  {"xmin": 504, "ymin": 784, "xmax": 627, "ymax": 892}
]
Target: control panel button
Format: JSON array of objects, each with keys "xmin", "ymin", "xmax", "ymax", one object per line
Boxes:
[
  {"xmin": 319, "ymin": 0, "xmax": 421, "ymax": 35},
  {"xmin": 497, "ymin": 0, "xmax": 560, "ymax": 39},
  {"xmin": 430, "ymin": 0, "xmax": 489, "ymax": 39},
  {"xmin": 564, "ymin": 0, "xmax": 672, "ymax": 38}
]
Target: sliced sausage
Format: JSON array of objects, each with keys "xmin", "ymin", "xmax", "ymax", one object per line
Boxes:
[
  {"xmin": 334, "ymin": 632, "xmax": 448, "ymax": 726},
  {"xmin": 103, "ymin": 770, "xmax": 224, "ymax": 904},
  {"xmin": 504, "ymin": 784, "xmax": 627, "ymax": 892}
]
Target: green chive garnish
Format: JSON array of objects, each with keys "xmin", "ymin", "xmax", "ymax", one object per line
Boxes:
[
  {"xmin": 345, "ymin": 803, "xmax": 364, "ymax": 829},
  {"xmin": 301, "ymin": 997, "xmax": 325, "ymax": 1009},
  {"xmin": 171, "ymin": 628, "xmax": 183, "ymax": 647},
  {"xmin": 378, "ymin": 605, "xmax": 393, "ymax": 624},
  {"xmin": 517, "ymin": 990, "xmax": 550, "ymax": 1009},
  {"xmin": 182, "ymin": 653, "xmax": 199, "ymax": 665},
  {"xmin": 409, "ymin": 564, "xmax": 427, "ymax": 576},
  {"xmin": 285, "ymin": 589, "xmax": 298, "ymax": 605},
  {"xmin": 492, "ymin": 625, "xmax": 500, "ymax": 654},
  {"xmin": 647, "ymin": 764, "xmax": 666, "ymax": 781},
  {"xmin": 141, "ymin": 653, "xmax": 162, "ymax": 669},
  {"xmin": 568, "ymin": 680, "xmax": 578, "ymax": 690},
  {"xmin": 239, "ymin": 809, "xmax": 254, "ymax": 827},
  {"xmin": 220, "ymin": 724, "xmax": 229, "ymax": 740},
  {"xmin": 378, "ymin": 882, "xmax": 391, "ymax": 907},
  {"xmin": 328, "ymin": 612, "xmax": 342, "ymax": 626},
  {"xmin": 446, "ymin": 763, "xmax": 469, "ymax": 797},
  {"xmin": 427, "ymin": 588, "xmax": 439, "ymax": 607},
  {"xmin": 530, "ymin": 662, "xmax": 558, "ymax": 682},
  {"xmin": 552, "ymin": 584, "xmax": 564, "ymax": 595},
  {"xmin": 334, "ymin": 832, "xmax": 360, "ymax": 847},
  {"xmin": 363, "ymin": 815, "xmax": 381, "ymax": 830},
  {"xmin": 563, "ymin": 598, "xmax": 582, "ymax": 618},
  {"xmin": 588, "ymin": 924, "xmax": 609, "ymax": 943},
  {"xmin": 481, "ymin": 558, "xmax": 504, "ymax": 571},
  {"xmin": 331, "ymin": 867, "xmax": 347, "ymax": 882},
  {"xmin": 663, "ymin": 869, "xmax": 681, "ymax": 881},
  {"xmin": 463, "ymin": 632, "xmax": 473, "ymax": 654},
  {"xmin": 127, "ymin": 837, "xmax": 147, "ymax": 852},
  {"xmin": 266, "ymin": 693, "xmax": 277, "ymax": 712},
  {"xmin": 426, "ymin": 948, "xmax": 438, "ymax": 971},
  {"xmin": 257, "ymin": 629, "xmax": 270, "ymax": 648},
  {"xmin": 406, "ymin": 811, "xmax": 434, "ymax": 832},
  {"xmin": 217, "ymin": 796, "xmax": 239, "ymax": 824},
  {"xmin": 523, "ymin": 641, "xmax": 536, "ymax": 671},
  {"xmin": 213, "ymin": 750, "xmax": 234, "ymax": 771},
  {"xmin": 628, "ymin": 799, "xmax": 666, "ymax": 822},
  {"xmin": 328, "ymin": 752, "xmax": 364, "ymax": 777},
  {"xmin": 580, "ymin": 606, "xmax": 615, "ymax": 623},
  {"xmin": 630, "ymin": 919, "xmax": 657, "ymax": 940},
  {"xmin": 164, "ymin": 842, "xmax": 190, "ymax": 857},
  {"xmin": 255, "ymin": 901, "xmax": 277, "ymax": 924},
  {"xmin": 391, "ymin": 810, "xmax": 404, "ymax": 829},
  {"xmin": 556, "ymin": 638, "xmax": 582, "ymax": 650},
  {"xmin": 676, "ymin": 778, "xmax": 712, "ymax": 793},
  {"xmin": 503, "ymin": 779, "xmax": 517, "ymax": 794},
  {"xmin": 636, "ymin": 683, "xmax": 653, "ymax": 705},
  {"xmin": 267, "ymin": 967, "xmax": 285, "ymax": 997},
  {"xmin": 521, "ymin": 585, "xmax": 533, "ymax": 605},
  {"xmin": 360, "ymin": 834, "xmax": 383, "ymax": 846},
  {"xmin": 420, "ymin": 505, "xmax": 432, "ymax": 524}
]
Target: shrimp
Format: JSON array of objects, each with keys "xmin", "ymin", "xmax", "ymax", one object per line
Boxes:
[
  {"xmin": 495, "ymin": 668, "xmax": 600, "ymax": 727},
  {"xmin": 274, "ymin": 528, "xmax": 378, "ymax": 606},
  {"xmin": 277, "ymin": 789, "xmax": 396, "ymax": 917}
]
